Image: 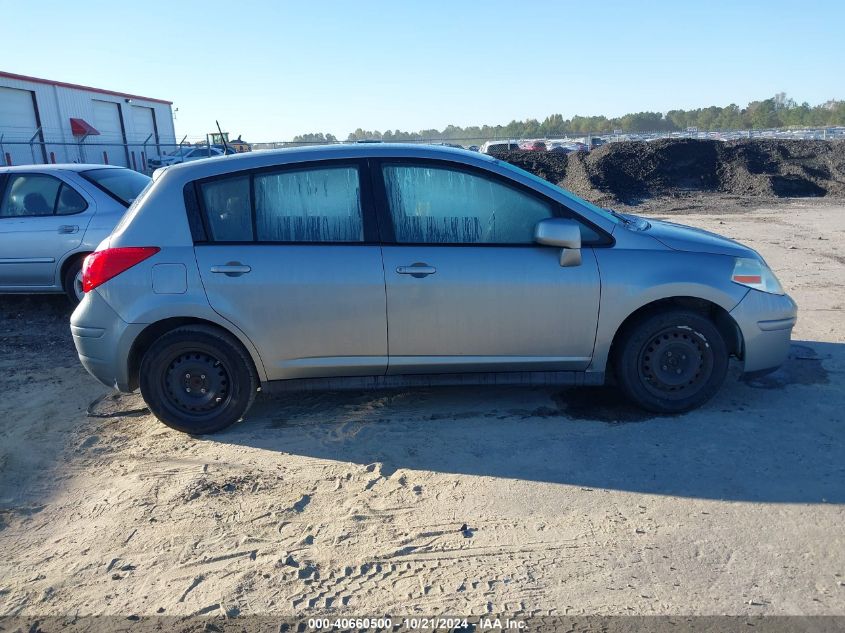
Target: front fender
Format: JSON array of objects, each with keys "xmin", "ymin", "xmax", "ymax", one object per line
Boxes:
[{"xmin": 590, "ymin": 248, "xmax": 748, "ymax": 371}]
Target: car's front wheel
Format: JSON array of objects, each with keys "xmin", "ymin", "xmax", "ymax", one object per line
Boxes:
[
  {"xmin": 139, "ymin": 325, "xmax": 258, "ymax": 434},
  {"xmin": 614, "ymin": 309, "xmax": 728, "ymax": 414}
]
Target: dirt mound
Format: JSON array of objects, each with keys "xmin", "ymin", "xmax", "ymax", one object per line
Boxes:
[
  {"xmin": 497, "ymin": 139, "xmax": 845, "ymax": 204},
  {"xmin": 492, "ymin": 150, "xmax": 568, "ymax": 184},
  {"xmin": 717, "ymin": 140, "xmax": 844, "ymax": 198}
]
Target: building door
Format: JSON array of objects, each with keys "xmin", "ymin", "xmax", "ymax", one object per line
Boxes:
[
  {"xmin": 0, "ymin": 87, "xmax": 44, "ymax": 166},
  {"xmin": 92, "ymin": 100, "xmax": 128, "ymax": 167},
  {"xmin": 131, "ymin": 106, "xmax": 158, "ymax": 170}
]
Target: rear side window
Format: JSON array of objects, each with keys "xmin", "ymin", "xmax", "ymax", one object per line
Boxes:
[
  {"xmin": 198, "ymin": 165, "xmax": 364, "ymax": 243},
  {"xmin": 0, "ymin": 174, "xmax": 87, "ymax": 217},
  {"xmin": 56, "ymin": 185, "xmax": 87, "ymax": 215},
  {"xmin": 254, "ymin": 167, "xmax": 362, "ymax": 242}
]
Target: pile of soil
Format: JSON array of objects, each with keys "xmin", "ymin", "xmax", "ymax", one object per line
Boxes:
[{"xmin": 494, "ymin": 139, "xmax": 845, "ymax": 204}]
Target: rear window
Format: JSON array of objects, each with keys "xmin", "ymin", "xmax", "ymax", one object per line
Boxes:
[{"xmin": 82, "ymin": 168, "xmax": 151, "ymax": 206}]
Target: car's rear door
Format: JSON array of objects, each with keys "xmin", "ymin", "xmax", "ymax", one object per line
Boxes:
[
  {"xmin": 374, "ymin": 158, "xmax": 603, "ymax": 374},
  {"xmin": 192, "ymin": 159, "xmax": 388, "ymax": 380},
  {"xmin": 0, "ymin": 171, "xmax": 93, "ymax": 288}
]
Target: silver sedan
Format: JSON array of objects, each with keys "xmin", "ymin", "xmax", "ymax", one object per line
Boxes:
[{"xmin": 0, "ymin": 164, "xmax": 150, "ymax": 303}]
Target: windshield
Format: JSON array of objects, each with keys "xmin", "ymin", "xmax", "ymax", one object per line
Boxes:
[
  {"xmin": 82, "ymin": 168, "xmax": 152, "ymax": 206},
  {"xmin": 495, "ymin": 159, "xmax": 622, "ymax": 225}
]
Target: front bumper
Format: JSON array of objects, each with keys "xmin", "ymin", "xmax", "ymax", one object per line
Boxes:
[
  {"xmin": 71, "ymin": 290, "xmax": 144, "ymax": 392},
  {"xmin": 729, "ymin": 289, "xmax": 798, "ymax": 374}
]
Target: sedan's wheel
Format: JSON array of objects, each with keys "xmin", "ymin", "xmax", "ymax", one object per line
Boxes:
[
  {"xmin": 614, "ymin": 309, "xmax": 728, "ymax": 414},
  {"xmin": 63, "ymin": 259, "xmax": 85, "ymax": 305},
  {"xmin": 139, "ymin": 325, "xmax": 258, "ymax": 434}
]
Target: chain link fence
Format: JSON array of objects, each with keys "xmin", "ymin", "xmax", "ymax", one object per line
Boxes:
[{"xmin": 3, "ymin": 127, "xmax": 843, "ymax": 173}]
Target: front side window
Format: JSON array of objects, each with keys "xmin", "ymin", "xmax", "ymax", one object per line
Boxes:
[
  {"xmin": 254, "ymin": 167, "xmax": 362, "ymax": 242},
  {"xmin": 0, "ymin": 174, "xmax": 87, "ymax": 218},
  {"xmin": 198, "ymin": 165, "xmax": 364, "ymax": 243},
  {"xmin": 382, "ymin": 164, "xmax": 553, "ymax": 244}
]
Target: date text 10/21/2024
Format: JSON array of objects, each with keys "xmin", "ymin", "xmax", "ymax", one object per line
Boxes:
[{"xmin": 306, "ymin": 617, "xmax": 527, "ymax": 630}]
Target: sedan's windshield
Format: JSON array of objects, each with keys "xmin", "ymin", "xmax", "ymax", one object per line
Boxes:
[{"xmin": 82, "ymin": 168, "xmax": 152, "ymax": 206}]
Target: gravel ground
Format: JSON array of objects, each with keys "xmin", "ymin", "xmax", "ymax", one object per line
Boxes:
[{"xmin": 0, "ymin": 196, "xmax": 843, "ymax": 618}]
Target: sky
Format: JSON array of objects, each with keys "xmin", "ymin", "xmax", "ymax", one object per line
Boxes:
[{"xmin": 2, "ymin": 0, "xmax": 844, "ymax": 142}]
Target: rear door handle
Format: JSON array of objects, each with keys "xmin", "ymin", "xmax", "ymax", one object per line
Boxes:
[
  {"xmin": 210, "ymin": 262, "xmax": 251, "ymax": 277},
  {"xmin": 396, "ymin": 263, "xmax": 436, "ymax": 278},
  {"xmin": 58, "ymin": 225, "xmax": 79, "ymax": 234}
]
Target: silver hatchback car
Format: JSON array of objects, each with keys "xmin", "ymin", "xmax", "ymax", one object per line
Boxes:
[
  {"xmin": 71, "ymin": 144, "xmax": 797, "ymax": 433},
  {"xmin": 0, "ymin": 164, "xmax": 151, "ymax": 304}
]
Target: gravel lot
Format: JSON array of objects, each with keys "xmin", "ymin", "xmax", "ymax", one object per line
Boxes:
[{"xmin": 0, "ymin": 196, "xmax": 843, "ymax": 618}]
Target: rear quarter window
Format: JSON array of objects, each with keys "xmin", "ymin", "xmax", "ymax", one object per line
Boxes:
[{"xmin": 199, "ymin": 175, "xmax": 254, "ymax": 241}]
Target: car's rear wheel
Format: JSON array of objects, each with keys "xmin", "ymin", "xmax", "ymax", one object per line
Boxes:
[
  {"xmin": 63, "ymin": 258, "xmax": 85, "ymax": 305},
  {"xmin": 139, "ymin": 325, "xmax": 258, "ymax": 434},
  {"xmin": 614, "ymin": 310, "xmax": 728, "ymax": 413}
]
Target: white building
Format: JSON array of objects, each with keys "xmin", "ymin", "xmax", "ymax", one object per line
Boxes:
[{"xmin": 0, "ymin": 71, "xmax": 176, "ymax": 170}]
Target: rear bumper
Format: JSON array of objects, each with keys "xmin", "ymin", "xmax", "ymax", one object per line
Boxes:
[
  {"xmin": 729, "ymin": 289, "xmax": 798, "ymax": 374},
  {"xmin": 71, "ymin": 290, "xmax": 143, "ymax": 392}
]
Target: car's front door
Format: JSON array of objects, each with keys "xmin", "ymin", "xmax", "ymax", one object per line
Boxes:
[
  {"xmin": 0, "ymin": 172, "xmax": 92, "ymax": 288},
  {"xmin": 375, "ymin": 160, "xmax": 602, "ymax": 374},
  {"xmin": 192, "ymin": 160, "xmax": 388, "ymax": 380}
]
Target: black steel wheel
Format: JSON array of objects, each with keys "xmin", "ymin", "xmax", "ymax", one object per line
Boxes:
[
  {"xmin": 614, "ymin": 309, "xmax": 728, "ymax": 414},
  {"xmin": 139, "ymin": 325, "xmax": 258, "ymax": 434}
]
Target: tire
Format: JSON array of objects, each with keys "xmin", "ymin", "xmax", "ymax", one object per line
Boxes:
[
  {"xmin": 614, "ymin": 309, "xmax": 728, "ymax": 414},
  {"xmin": 63, "ymin": 257, "xmax": 85, "ymax": 306},
  {"xmin": 139, "ymin": 325, "xmax": 258, "ymax": 434}
]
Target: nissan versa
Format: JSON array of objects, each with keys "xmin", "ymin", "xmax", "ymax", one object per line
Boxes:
[{"xmin": 70, "ymin": 144, "xmax": 797, "ymax": 434}]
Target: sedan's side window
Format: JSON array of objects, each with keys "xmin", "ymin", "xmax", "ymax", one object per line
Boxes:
[
  {"xmin": 0, "ymin": 174, "xmax": 87, "ymax": 218},
  {"xmin": 382, "ymin": 164, "xmax": 553, "ymax": 244},
  {"xmin": 56, "ymin": 184, "xmax": 88, "ymax": 215}
]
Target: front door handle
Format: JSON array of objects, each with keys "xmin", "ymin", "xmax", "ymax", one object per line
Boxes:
[
  {"xmin": 210, "ymin": 262, "xmax": 251, "ymax": 277},
  {"xmin": 58, "ymin": 225, "xmax": 79, "ymax": 234},
  {"xmin": 396, "ymin": 263, "xmax": 436, "ymax": 278}
]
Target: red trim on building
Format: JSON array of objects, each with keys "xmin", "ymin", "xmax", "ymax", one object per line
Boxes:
[
  {"xmin": 70, "ymin": 118, "xmax": 99, "ymax": 136},
  {"xmin": 0, "ymin": 71, "xmax": 173, "ymax": 105}
]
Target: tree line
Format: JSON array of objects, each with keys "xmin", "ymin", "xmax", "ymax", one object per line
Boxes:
[{"xmin": 290, "ymin": 94, "xmax": 845, "ymax": 144}]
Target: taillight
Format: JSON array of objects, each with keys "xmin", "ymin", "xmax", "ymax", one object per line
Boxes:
[{"xmin": 82, "ymin": 247, "xmax": 160, "ymax": 293}]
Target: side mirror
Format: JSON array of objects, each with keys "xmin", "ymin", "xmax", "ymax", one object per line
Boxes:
[{"xmin": 534, "ymin": 218, "xmax": 582, "ymax": 267}]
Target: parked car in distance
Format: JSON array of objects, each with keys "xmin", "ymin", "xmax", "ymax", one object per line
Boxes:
[
  {"xmin": 148, "ymin": 146, "xmax": 233, "ymax": 168},
  {"xmin": 71, "ymin": 144, "xmax": 797, "ymax": 434},
  {"xmin": 547, "ymin": 141, "xmax": 577, "ymax": 153},
  {"xmin": 480, "ymin": 140, "xmax": 520, "ymax": 154},
  {"xmin": 520, "ymin": 140, "xmax": 548, "ymax": 151},
  {"xmin": 0, "ymin": 164, "xmax": 151, "ymax": 304}
]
